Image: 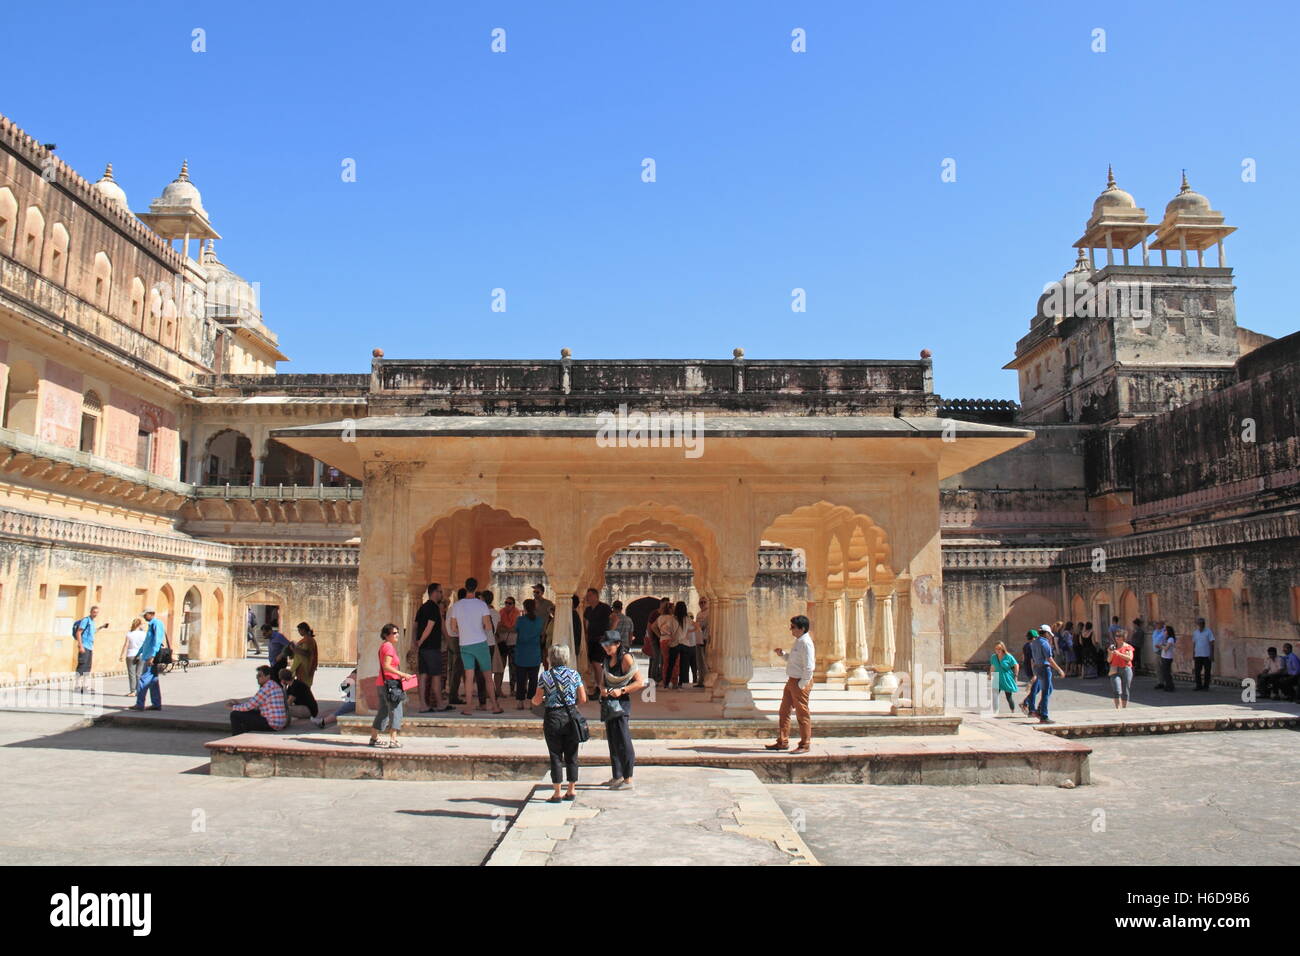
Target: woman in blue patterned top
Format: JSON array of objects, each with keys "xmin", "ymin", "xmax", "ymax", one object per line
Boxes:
[{"xmin": 532, "ymin": 644, "xmax": 588, "ymax": 802}]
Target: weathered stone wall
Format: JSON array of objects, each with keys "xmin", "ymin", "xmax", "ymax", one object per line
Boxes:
[
  {"xmin": 1058, "ymin": 520, "xmax": 1300, "ymax": 681},
  {"xmin": 230, "ymin": 564, "xmax": 359, "ymax": 665},
  {"xmin": 0, "ymin": 535, "xmax": 235, "ymax": 678}
]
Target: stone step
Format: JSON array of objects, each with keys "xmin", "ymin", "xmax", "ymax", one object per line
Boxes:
[
  {"xmin": 336, "ymin": 712, "xmax": 956, "ymax": 739},
  {"xmin": 207, "ymin": 719, "xmax": 1089, "ymax": 786}
]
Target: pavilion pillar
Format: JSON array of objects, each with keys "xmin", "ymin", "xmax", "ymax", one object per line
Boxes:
[
  {"xmin": 808, "ymin": 586, "xmax": 838, "ymax": 682},
  {"xmin": 895, "ymin": 470, "xmax": 947, "ymax": 715},
  {"xmin": 824, "ymin": 588, "xmax": 848, "ymax": 688},
  {"xmin": 701, "ymin": 589, "xmax": 719, "ymax": 689},
  {"xmin": 871, "ymin": 589, "xmax": 899, "ymax": 703},
  {"xmin": 354, "ymin": 460, "xmax": 415, "ymax": 713},
  {"xmin": 714, "ymin": 594, "xmax": 756, "ymax": 716},
  {"xmin": 845, "ymin": 588, "xmax": 872, "ymax": 692}
]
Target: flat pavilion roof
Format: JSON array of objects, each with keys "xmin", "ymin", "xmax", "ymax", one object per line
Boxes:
[{"xmin": 272, "ymin": 415, "xmax": 1033, "ymax": 481}]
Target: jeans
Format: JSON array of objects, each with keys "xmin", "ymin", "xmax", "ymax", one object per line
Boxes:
[
  {"xmin": 605, "ymin": 710, "xmax": 635, "ymax": 780},
  {"xmin": 1111, "ymin": 666, "xmax": 1133, "ymax": 701},
  {"xmin": 667, "ymin": 645, "xmax": 692, "ymax": 687},
  {"xmin": 543, "ymin": 708, "xmax": 580, "ymax": 783},
  {"xmin": 676, "ymin": 646, "xmax": 696, "ymax": 686},
  {"xmin": 1193, "ymin": 656, "xmax": 1212, "ymax": 689},
  {"xmin": 230, "ymin": 709, "xmax": 273, "ymax": 733},
  {"xmin": 514, "ymin": 665, "xmax": 539, "ymax": 701},
  {"xmin": 1158, "ymin": 656, "xmax": 1175, "ymax": 691},
  {"xmin": 125, "ymin": 656, "xmax": 144, "ymax": 696},
  {"xmin": 1025, "ymin": 666, "xmax": 1053, "ymax": 720},
  {"xmin": 135, "ymin": 668, "xmax": 161, "ymax": 708},
  {"xmin": 373, "ymin": 690, "xmax": 403, "ymax": 731}
]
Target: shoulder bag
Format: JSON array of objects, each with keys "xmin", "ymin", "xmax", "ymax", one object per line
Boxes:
[{"xmin": 550, "ymin": 669, "xmax": 590, "ymax": 742}]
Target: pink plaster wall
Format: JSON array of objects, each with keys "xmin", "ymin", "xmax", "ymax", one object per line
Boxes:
[
  {"xmin": 107, "ymin": 386, "xmax": 178, "ymax": 477},
  {"xmin": 39, "ymin": 360, "xmax": 83, "ymax": 449}
]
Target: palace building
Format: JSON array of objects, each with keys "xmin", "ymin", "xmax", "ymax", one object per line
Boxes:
[{"xmin": 1, "ymin": 110, "xmax": 1296, "ymax": 708}]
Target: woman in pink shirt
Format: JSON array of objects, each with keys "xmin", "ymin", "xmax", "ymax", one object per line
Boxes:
[{"xmin": 370, "ymin": 624, "xmax": 415, "ymax": 749}]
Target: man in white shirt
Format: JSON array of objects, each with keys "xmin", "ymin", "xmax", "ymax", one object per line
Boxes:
[
  {"xmin": 1191, "ymin": 618, "xmax": 1215, "ymax": 691},
  {"xmin": 767, "ymin": 614, "xmax": 815, "ymax": 754},
  {"xmin": 449, "ymin": 577, "xmax": 502, "ymax": 714}
]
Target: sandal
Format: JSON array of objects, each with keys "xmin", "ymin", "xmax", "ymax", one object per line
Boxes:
[
  {"xmin": 368, "ymin": 738, "xmax": 391, "ymax": 749},
  {"xmin": 491, "ymin": 706, "xmax": 504, "ymax": 715},
  {"xmin": 389, "ymin": 739, "xmax": 402, "ymax": 749}
]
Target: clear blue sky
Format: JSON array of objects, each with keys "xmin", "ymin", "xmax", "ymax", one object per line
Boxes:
[{"xmin": 7, "ymin": 0, "xmax": 1298, "ymax": 399}]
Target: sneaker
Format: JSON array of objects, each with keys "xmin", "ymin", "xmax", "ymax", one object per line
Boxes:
[
  {"xmin": 310, "ymin": 715, "xmax": 325, "ymax": 728},
  {"xmin": 601, "ymin": 777, "xmax": 624, "ymax": 788},
  {"xmin": 145, "ymin": 706, "xmax": 162, "ymax": 711},
  {"xmin": 128, "ymin": 705, "xmax": 144, "ymax": 711},
  {"xmin": 1038, "ymin": 717, "xmax": 1055, "ymax": 725},
  {"xmin": 613, "ymin": 779, "xmax": 635, "ymax": 790}
]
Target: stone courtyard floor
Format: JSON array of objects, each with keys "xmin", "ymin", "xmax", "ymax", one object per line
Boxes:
[{"xmin": 0, "ymin": 659, "xmax": 1296, "ymax": 866}]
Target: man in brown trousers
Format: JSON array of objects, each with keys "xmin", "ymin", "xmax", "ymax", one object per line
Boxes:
[{"xmin": 767, "ymin": 614, "xmax": 815, "ymax": 754}]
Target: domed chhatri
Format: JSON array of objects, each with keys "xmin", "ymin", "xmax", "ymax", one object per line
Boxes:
[
  {"xmin": 1091, "ymin": 164, "xmax": 1137, "ymax": 217},
  {"xmin": 91, "ymin": 162, "xmax": 128, "ymax": 208},
  {"xmin": 1164, "ymin": 170, "xmax": 1212, "ymax": 216},
  {"xmin": 158, "ymin": 160, "xmax": 206, "ymax": 214},
  {"xmin": 1151, "ymin": 170, "xmax": 1234, "ymax": 266},
  {"xmin": 136, "ymin": 158, "xmax": 221, "ymax": 248},
  {"xmin": 1074, "ymin": 166, "xmax": 1153, "ymax": 268}
]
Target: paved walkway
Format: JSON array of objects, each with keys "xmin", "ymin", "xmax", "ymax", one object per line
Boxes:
[
  {"xmin": 488, "ymin": 767, "xmax": 818, "ymax": 866},
  {"xmin": 948, "ymin": 669, "xmax": 1300, "ymax": 734},
  {"xmin": 0, "ymin": 710, "xmax": 529, "ymax": 865},
  {"xmin": 770, "ymin": 729, "xmax": 1300, "ymax": 866}
]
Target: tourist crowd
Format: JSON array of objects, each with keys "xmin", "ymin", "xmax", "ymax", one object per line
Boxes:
[{"xmin": 221, "ymin": 577, "xmax": 823, "ymax": 788}]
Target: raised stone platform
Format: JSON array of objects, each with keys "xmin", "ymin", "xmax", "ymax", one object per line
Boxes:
[
  {"xmin": 206, "ymin": 716, "xmax": 1090, "ymax": 786},
  {"xmin": 1031, "ymin": 708, "xmax": 1300, "ymax": 738},
  {"xmin": 335, "ymin": 713, "xmax": 957, "ymax": 739}
]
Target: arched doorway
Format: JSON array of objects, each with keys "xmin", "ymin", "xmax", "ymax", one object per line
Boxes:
[
  {"xmin": 204, "ymin": 429, "xmax": 254, "ymax": 484},
  {"xmin": 761, "ymin": 502, "xmax": 892, "ymax": 692},
  {"xmin": 158, "ymin": 584, "xmax": 176, "ymax": 645},
  {"xmin": 179, "ymin": 586, "xmax": 202, "ymax": 659},
  {"xmin": 625, "ymin": 596, "xmax": 662, "ymax": 645},
  {"xmin": 2, "ymin": 359, "xmax": 39, "ymax": 435}
]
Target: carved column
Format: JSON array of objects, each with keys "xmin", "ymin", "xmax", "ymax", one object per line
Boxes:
[
  {"xmin": 823, "ymin": 587, "xmax": 848, "ymax": 688},
  {"xmin": 845, "ymin": 588, "xmax": 872, "ymax": 692},
  {"xmin": 808, "ymin": 586, "xmax": 832, "ymax": 682},
  {"xmin": 710, "ymin": 596, "xmax": 732, "ymax": 700},
  {"xmin": 714, "ymin": 594, "xmax": 756, "ymax": 716},
  {"xmin": 872, "ymin": 589, "xmax": 900, "ymax": 702},
  {"xmin": 701, "ymin": 589, "xmax": 720, "ymax": 689}
]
